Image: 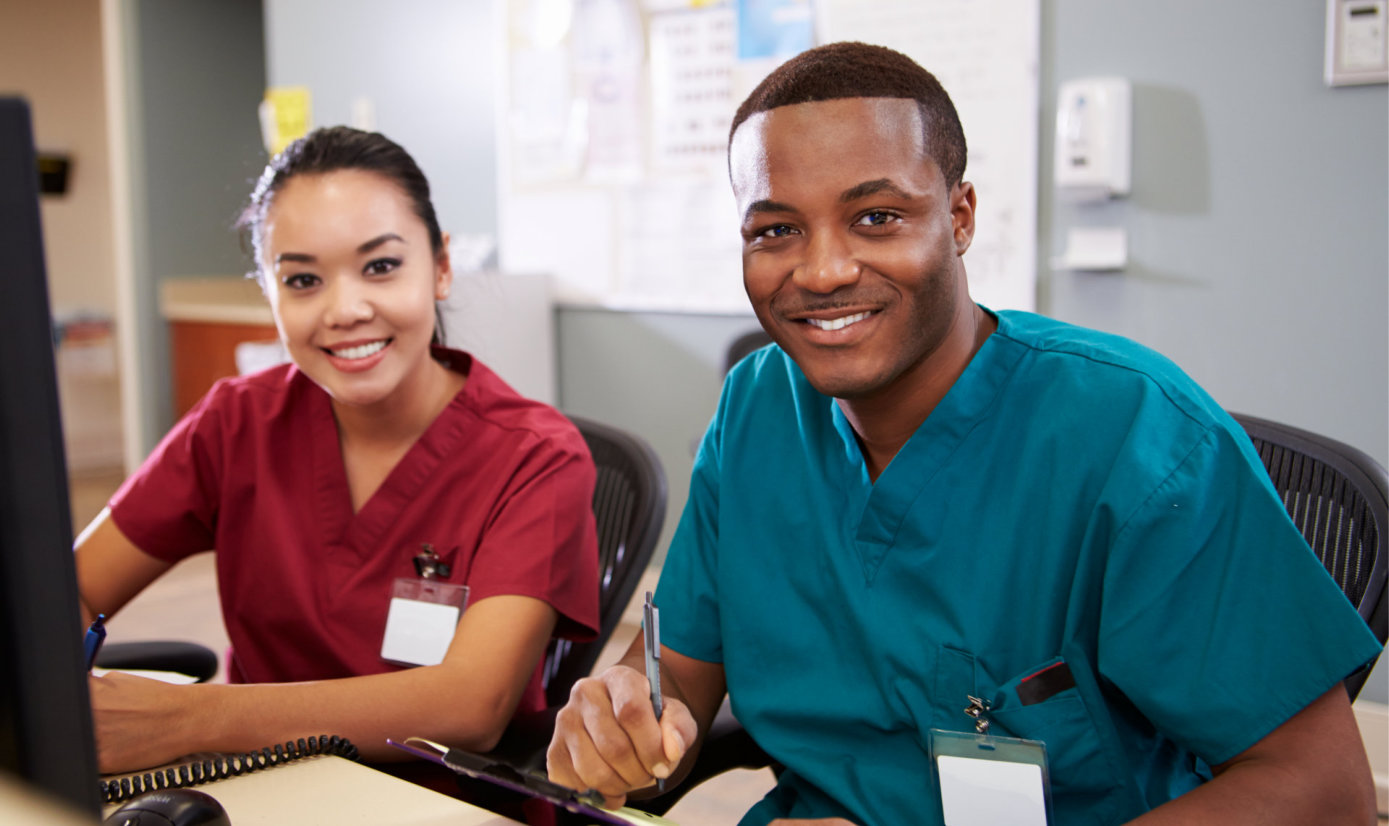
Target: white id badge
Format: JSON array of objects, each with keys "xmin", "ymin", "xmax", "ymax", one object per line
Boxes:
[
  {"xmin": 380, "ymin": 578, "xmax": 469, "ymax": 667},
  {"xmin": 931, "ymin": 728, "xmax": 1052, "ymax": 826}
]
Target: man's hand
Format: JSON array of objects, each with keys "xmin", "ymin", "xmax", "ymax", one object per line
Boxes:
[{"xmin": 547, "ymin": 664, "xmax": 699, "ymax": 808}]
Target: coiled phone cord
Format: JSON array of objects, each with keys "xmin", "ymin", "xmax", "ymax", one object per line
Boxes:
[{"xmin": 100, "ymin": 734, "xmax": 360, "ymax": 804}]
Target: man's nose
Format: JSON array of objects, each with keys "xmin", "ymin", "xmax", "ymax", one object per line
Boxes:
[{"xmin": 793, "ymin": 230, "xmax": 862, "ymax": 294}]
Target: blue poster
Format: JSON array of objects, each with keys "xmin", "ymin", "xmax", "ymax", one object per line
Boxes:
[{"xmin": 737, "ymin": 0, "xmax": 816, "ymax": 60}]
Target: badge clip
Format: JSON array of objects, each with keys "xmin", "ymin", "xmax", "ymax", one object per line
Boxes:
[{"xmin": 413, "ymin": 543, "xmax": 452, "ymax": 580}]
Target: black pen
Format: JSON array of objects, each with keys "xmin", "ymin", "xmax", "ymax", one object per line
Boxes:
[
  {"xmin": 642, "ymin": 591, "xmax": 665, "ymax": 793},
  {"xmin": 83, "ymin": 613, "xmax": 106, "ymax": 671}
]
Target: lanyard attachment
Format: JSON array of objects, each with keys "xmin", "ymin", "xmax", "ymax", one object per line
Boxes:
[{"xmin": 412, "ymin": 543, "xmax": 452, "ymax": 580}]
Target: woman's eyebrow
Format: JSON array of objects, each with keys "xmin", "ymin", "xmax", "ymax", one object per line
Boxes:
[
  {"xmin": 358, "ymin": 233, "xmax": 405, "ymax": 254},
  {"xmin": 273, "ymin": 232, "xmax": 406, "ymax": 266}
]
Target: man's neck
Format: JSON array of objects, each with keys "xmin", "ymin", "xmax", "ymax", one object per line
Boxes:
[{"xmin": 837, "ymin": 304, "xmax": 995, "ymax": 482}]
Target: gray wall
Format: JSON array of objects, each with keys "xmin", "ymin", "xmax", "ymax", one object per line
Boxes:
[
  {"xmin": 263, "ymin": 0, "xmax": 499, "ymax": 250},
  {"xmin": 1041, "ymin": 0, "xmax": 1387, "ymax": 468},
  {"xmin": 124, "ymin": 0, "xmax": 267, "ymax": 447}
]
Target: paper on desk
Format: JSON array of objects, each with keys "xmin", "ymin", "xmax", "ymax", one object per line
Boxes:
[{"xmin": 93, "ymin": 667, "xmax": 200, "ymax": 685}]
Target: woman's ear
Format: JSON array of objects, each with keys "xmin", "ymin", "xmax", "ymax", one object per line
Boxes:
[
  {"xmin": 435, "ymin": 232, "xmax": 453, "ymax": 301},
  {"xmin": 951, "ymin": 181, "xmax": 976, "ymax": 256}
]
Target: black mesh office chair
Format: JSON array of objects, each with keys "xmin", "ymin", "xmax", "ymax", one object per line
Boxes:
[
  {"xmin": 1229, "ymin": 413, "xmax": 1388, "ymax": 699},
  {"xmin": 633, "ymin": 412, "xmax": 1389, "ymax": 815},
  {"xmin": 459, "ymin": 417, "xmax": 667, "ymax": 819},
  {"xmin": 724, "ymin": 329, "xmax": 773, "ymax": 375},
  {"xmin": 97, "ymin": 415, "xmax": 669, "ymax": 707},
  {"xmin": 541, "ymin": 415, "xmax": 668, "ymax": 707}
]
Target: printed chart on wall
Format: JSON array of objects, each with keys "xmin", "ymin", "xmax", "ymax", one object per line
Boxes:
[{"xmin": 497, "ymin": 0, "xmax": 1040, "ymax": 313}]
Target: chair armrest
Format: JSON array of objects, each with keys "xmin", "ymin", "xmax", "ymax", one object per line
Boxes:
[{"xmin": 94, "ymin": 640, "xmax": 219, "ymax": 683}]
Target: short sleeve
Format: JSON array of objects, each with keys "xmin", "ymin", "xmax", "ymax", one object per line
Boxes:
[
  {"xmin": 655, "ymin": 385, "xmax": 728, "ymax": 664},
  {"xmin": 463, "ymin": 425, "xmax": 601, "ymax": 642},
  {"xmin": 1097, "ymin": 424, "xmax": 1382, "ymax": 764},
  {"xmin": 107, "ymin": 386, "xmax": 227, "ymax": 561}
]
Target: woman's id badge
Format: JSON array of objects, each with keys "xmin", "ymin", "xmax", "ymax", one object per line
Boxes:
[
  {"xmin": 931, "ymin": 697, "xmax": 1052, "ymax": 826},
  {"xmin": 381, "ymin": 545, "xmax": 468, "ymax": 667}
]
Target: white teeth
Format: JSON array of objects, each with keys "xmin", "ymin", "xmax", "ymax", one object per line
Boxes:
[
  {"xmin": 330, "ymin": 340, "xmax": 387, "ymax": 360},
  {"xmin": 806, "ymin": 312, "xmax": 871, "ymax": 331}
]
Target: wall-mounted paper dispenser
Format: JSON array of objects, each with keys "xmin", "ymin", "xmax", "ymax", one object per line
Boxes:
[{"xmin": 1054, "ymin": 77, "xmax": 1131, "ymax": 203}]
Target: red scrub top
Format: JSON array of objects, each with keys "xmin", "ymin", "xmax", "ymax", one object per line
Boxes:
[{"xmin": 108, "ymin": 349, "xmax": 599, "ymax": 715}]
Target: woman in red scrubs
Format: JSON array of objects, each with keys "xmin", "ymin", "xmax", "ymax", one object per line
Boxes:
[{"xmin": 74, "ymin": 127, "xmax": 600, "ymax": 783}]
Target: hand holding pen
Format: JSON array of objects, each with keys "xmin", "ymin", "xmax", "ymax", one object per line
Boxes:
[{"xmin": 546, "ymin": 592, "xmax": 695, "ymax": 808}]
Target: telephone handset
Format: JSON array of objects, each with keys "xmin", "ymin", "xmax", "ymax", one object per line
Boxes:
[{"xmin": 100, "ymin": 734, "xmax": 360, "ymax": 804}]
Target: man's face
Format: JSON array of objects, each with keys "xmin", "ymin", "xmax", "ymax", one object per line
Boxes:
[{"xmin": 729, "ymin": 97, "xmax": 976, "ymax": 402}]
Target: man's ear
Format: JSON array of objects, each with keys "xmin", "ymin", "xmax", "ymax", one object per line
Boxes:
[{"xmin": 950, "ymin": 181, "xmax": 976, "ymax": 256}]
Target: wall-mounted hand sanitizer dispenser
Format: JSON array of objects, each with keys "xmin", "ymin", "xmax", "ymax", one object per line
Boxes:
[{"xmin": 1055, "ymin": 77, "xmax": 1131, "ymax": 203}]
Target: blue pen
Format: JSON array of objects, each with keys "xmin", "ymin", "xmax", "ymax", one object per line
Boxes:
[
  {"xmin": 83, "ymin": 613, "xmax": 107, "ymax": 671},
  {"xmin": 643, "ymin": 591, "xmax": 665, "ymax": 793}
]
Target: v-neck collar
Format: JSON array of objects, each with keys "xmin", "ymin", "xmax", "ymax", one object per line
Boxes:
[
  {"xmin": 829, "ymin": 309, "xmax": 1024, "ymax": 584},
  {"xmin": 310, "ymin": 358, "xmax": 474, "ymax": 557}
]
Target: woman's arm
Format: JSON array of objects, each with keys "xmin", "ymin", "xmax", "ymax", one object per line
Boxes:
[
  {"xmin": 90, "ymin": 592, "xmax": 558, "ymax": 773},
  {"xmin": 74, "ymin": 508, "xmax": 176, "ymax": 625}
]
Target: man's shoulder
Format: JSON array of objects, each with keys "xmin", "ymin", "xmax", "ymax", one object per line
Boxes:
[{"xmin": 994, "ymin": 310, "xmax": 1219, "ymax": 423}]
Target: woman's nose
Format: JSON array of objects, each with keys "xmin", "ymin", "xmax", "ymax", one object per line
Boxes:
[{"xmin": 324, "ymin": 279, "xmax": 373, "ymax": 327}]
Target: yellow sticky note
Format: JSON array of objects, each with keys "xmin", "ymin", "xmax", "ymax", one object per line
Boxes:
[{"xmin": 260, "ymin": 86, "xmax": 312, "ymax": 155}]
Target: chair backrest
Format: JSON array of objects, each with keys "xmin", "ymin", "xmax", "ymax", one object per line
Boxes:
[
  {"xmin": 1231, "ymin": 413, "xmax": 1388, "ymax": 699},
  {"xmin": 724, "ymin": 329, "xmax": 773, "ymax": 375},
  {"xmin": 539, "ymin": 415, "xmax": 667, "ymax": 707}
]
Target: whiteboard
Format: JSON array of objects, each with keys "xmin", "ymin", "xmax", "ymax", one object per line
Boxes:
[{"xmin": 496, "ymin": 0, "xmax": 1039, "ymax": 313}]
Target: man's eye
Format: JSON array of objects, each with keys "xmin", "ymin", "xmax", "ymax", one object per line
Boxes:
[
  {"xmin": 365, "ymin": 258, "xmax": 401, "ymax": 275},
  {"xmin": 856, "ymin": 211, "xmax": 897, "ymax": 227},
  {"xmin": 758, "ymin": 225, "xmax": 796, "ymax": 239},
  {"xmin": 283, "ymin": 273, "xmax": 319, "ymax": 289}
]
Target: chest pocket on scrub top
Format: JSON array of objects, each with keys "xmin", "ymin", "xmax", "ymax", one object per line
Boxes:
[{"xmin": 987, "ymin": 654, "xmax": 1133, "ymax": 824}]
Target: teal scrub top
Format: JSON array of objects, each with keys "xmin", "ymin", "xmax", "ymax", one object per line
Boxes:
[{"xmin": 656, "ymin": 309, "xmax": 1382, "ymax": 826}]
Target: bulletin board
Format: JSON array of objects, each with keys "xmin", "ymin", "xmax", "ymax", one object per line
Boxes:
[{"xmin": 496, "ymin": 0, "xmax": 1040, "ymax": 313}]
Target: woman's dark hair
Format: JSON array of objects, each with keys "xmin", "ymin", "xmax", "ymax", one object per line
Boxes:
[
  {"xmin": 239, "ymin": 126, "xmax": 448, "ymax": 343},
  {"xmin": 729, "ymin": 41, "xmax": 968, "ymax": 188}
]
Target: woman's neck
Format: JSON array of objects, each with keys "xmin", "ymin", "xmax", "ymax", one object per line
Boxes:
[{"xmin": 331, "ymin": 353, "xmax": 465, "ymax": 449}]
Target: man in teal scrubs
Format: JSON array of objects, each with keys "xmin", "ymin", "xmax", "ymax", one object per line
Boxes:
[{"xmin": 548, "ymin": 42, "xmax": 1382, "ymax": 825}]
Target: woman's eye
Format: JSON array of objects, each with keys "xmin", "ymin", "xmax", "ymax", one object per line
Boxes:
[
  {"xmin": 283, "ymin": 273, "xmax": 319, "ymax": 290},
  {"xmin": 365, "ymin": 258, "xmax": 401, "ymax": 276}
]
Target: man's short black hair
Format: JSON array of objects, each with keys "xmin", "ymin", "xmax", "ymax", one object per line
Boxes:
[{"xmin": 729, "ymin": 41, "xmax": 967, "ymax": 188}]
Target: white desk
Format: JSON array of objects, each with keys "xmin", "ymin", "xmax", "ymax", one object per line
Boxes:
[{"xmin": 102, "ymin": 756, "xmax": 521, "ymax": 825}]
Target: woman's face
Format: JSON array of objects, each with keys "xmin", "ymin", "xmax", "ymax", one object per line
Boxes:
[{"xmin": 258, "ymin": 169, "xmax": 451, "ymax": 411}]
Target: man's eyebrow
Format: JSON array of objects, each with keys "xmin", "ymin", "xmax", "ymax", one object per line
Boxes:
[
  {"xmin": 273, "ymin": 233, "xmax": 406, "ymax": 266},
  {"xmin": 841, "ymin": 179, "xmax": 914, "ymax": 203},
  {"xmin": 742, "ymin": 199, "xmax": 797, "ymax": 224}
]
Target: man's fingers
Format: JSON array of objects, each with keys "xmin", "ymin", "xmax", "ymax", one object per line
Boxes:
[
  {"xmin": 577, "ymin": 684, "xmax": 658, "ymax": 788},
  {"xmin": 661, "ymin": 708, "xmax": 695, "ymax": 768},
  {"xmin": 546, "ymin": 717, "xmax": 629, "ymax": 808},
  {"xmin": 605, "ymin": 673, "xmax": 669, "ymax": 775}
]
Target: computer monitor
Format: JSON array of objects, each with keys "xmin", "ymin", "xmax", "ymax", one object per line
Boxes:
[{"xmin": 0, "ymin": 97, "xmax": 103, "ymax": 815}]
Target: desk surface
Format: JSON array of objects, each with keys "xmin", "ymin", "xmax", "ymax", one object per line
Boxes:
[{"xmin": 103, "ymin": 756, "xmax": 520, "ymax": 826}]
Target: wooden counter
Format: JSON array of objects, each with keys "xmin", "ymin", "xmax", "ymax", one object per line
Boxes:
[{"xmin": 160, "ymin": 277, "xmax": 278, "ymax": 418}]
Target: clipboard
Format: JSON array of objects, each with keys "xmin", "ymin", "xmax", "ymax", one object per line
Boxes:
[{"xmin": 387, "ymin": 737, "xmax": 680, "ymax": 826}]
